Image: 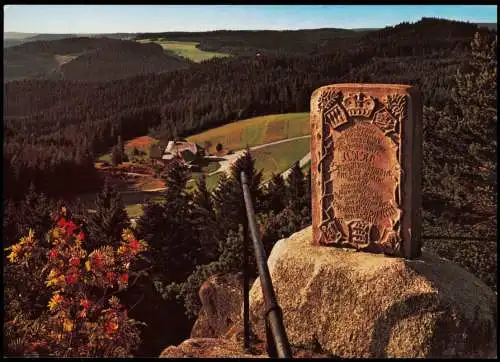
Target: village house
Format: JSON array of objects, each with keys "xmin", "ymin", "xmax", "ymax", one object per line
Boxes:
[{"xmin": 149, "ymin": 140, "xmax": 203, "ymax": 169}]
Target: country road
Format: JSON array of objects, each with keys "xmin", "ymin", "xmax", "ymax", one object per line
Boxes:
[
  {"xmin": 141, "ymin": 135, "xmax": 311, "ymax": 192},
  {"xmin": 207, "ymin": 135, "xmax": 311, "ymax": 176}
]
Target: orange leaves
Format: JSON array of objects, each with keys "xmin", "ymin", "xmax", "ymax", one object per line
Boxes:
[
  {"xmin": 90, "ymin": 251, "xmax": 104, "ymax": 269},
  {"xmin": 80, "ymin": 299, "xmax": 91, "ymax": 309},
  {"xmin": 6, "ymin": 211, "xmax": 147, "ymax": 356},
  {"xmin": 104, "ymin": 321, "xmax": 119, "ymax": 337},
  {"xmin": 63, "ymin": 319, "xmax": 75, "ymax": 332},
  {"xmin": 48, "ymin": 293, "xmax": 64, "ymax": 311},
  {"xmin": 5, "ymin": 228, "xmax": 37, "ymax": 263}
]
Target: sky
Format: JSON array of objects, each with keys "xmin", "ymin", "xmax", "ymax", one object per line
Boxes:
[{"xmin": 3, "ymin": 5, "xmax": 498, "ymax": 34}]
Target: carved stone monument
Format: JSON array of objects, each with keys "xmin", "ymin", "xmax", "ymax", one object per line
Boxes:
[{"xmin": 310, "ymin": 84, "xmax": 422, "ymax": 259}]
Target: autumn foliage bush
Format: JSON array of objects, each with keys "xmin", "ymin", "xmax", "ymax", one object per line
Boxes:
[{"xmin": 4, "ymin": 208, "xmax": 148, "ymax": 357}]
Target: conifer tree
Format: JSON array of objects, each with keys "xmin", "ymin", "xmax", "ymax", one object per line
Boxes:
[
  {"xmin": 287, "ymin": 161, "xmax": 307, "ymax": 212},
  {"xmin": 136, "ymin": 159, "xmax": 197, "ymax": 283},
  {"xmin": 230, "ymin": 149, "xmax": 264, "ymax": 211},
  {"xmin": 422, "ymin": 32, "xmax": 497, "ymax": 236},
  {"xmin": 264, "ymin": 173, "xmax": 288, "ymax": 214},
  {"xmin": 3, "ymin": 183, "xmax": 54, "ymax": 249},
  {"xmin": 86, "ymin": 179, "xmax": 130, "ymax": 250},
  {"xmin": 212, "ymin": 173, "xmax": 243, "ymax": 234},
  {"xmin": 191, "ymin": 176, "xmax": 220, "ymax": 264},
  {"xmin": 164, "ymin": 226, "xmax": 257, "ymax": 318},
  {"xmin": 213, "ymin": 150, "xmax": 264, "ymax": 235}
]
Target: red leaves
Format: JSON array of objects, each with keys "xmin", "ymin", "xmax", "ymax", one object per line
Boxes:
[
  {"xmin": 65, "ymin": 273, "xmax": 78, "ymax": 285},
  {"xmin": 129, "ymin": 239, "xmax": 140, "ymax": 253},
  {"xmin": 80, "ymin": 299, "xmax": 91, "ymax": 309},
  {"xmin": 119, "ymin": 273, "xmax": 129, "ymax": 284},
  {"xmin": 64, "ymin": 221, "xmax": 78, "ymax": 236},
  {"xmin": 104, "ymin": 321, "xmax": 119, "ymax": 336},
  {"xmin": 91, "ymin": 253, "xmax": 103, "ymax": 268},
  {"xmin": 106, "ymin": 271, "xmax": 116, "ymax": 282},
  {"xmin": 49, "ymin": 248, "xmax": 59, "ymax": 260},
  {"xmin": 57, "ymin": 218, "xmax": 78, "ymax": 236},
  {"xmin": 9, "ymin": 213, "xmax": 148, "ymax": 357}
]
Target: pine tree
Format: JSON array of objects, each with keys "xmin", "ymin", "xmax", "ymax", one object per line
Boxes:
[
  {"xmin": 212, "ymin": 173, "xmax": 243, "ymax": 234},
  {"xmin": 212, "ymin": 151, "xmax": 264, "ymax": 235},
  {"xmin": 287, "ymin": 161, "xmax": 307, "ymax": 212},
  {"xmin": 86, "ymin": 179, "xmax": 130, "ymax": 250},
  {"xmin": 118, "ymin": 135, "xmax": 129, "ymax": 162},
  {"xmin": 230, "ymin": 149, "xmax": 264, "ymax": 211},
  {"xmin": 421, "ymin": 32, "xmax": 497, "ymax": 291},
  {"xmin": 111, "ymin": 145, "xmax": 121, "ymax": 166},
  {"xmin": 136, "ymin": 159, "xmax": 197, "ymax": 283},
  {"xmin": 165, "ymin": 225, "xmax": 257, "ymax": 318},
  {"xmin": 264, "ymin": 173, "xmax": 288, "ymax": 214},
  {"xmin": 422, "ymin": 32, "xmax": 497, "ymax": 236},
  {"xmin": 191, "ymin": 176, "xmax": 220, "ymax": 264}
]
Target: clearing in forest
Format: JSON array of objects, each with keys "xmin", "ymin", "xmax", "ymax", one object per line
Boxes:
[
  {"xmin": 187, "ymin": 112, "xmax": 310, "ymax": 154},
  {"xmin": 136, "ymin": 38, "xmax": 230, "ymax": 62}
]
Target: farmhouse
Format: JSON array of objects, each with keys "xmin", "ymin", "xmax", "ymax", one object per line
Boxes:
[{"xmin": 161, "ymin": 140, "xmax": 202, "ymax": 168}]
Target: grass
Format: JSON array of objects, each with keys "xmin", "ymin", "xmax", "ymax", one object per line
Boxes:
[
  {"xmin": 98, "ymin": 153, "xmax": 112, "ymax": 163},
  {"xmin": 202, "ymin": 161, "xmax": 221, "ymax": 174},
  {"xmin": 137, "ymin": 38, "xmax": 230, "ymax": 63},
  {"xmin": 97, "ymin": 136, "xmax": 159, "ymax": 164},
  {"xmin": 122, "ymin": 190, "xmax": 165, "ymax": 218},
  {"xmin": 187, "ymin": 113, "xmax": 310, "ymax": 154},
  {"xmin": 97, "ymin": 113, "xmax": 311, "ymax": 218},
  {"xmin": 125, "ymin": 203, "xmax": 145, "ymax": 219},
  {"xmin": 252, "ymin": 137, "xmax": 310, "ymax": 181},
  {"xmin": 301, "ymin": 159, "xmax": 311, "ymax": 174}
]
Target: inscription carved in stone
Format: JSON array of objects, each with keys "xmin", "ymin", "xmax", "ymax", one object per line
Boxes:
[{"xmin": 310, "ymin": 84, "xmax": 422, "ymax": 259}]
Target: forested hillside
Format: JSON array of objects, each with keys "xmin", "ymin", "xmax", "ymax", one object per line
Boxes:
[
  {"xmin": 136, "ymin": 28, "xmax": 369, "ymax": 56},
  {"xmin": 4, "ymin": 18, "xmax": 493, "ymax": 200},
  {"xmin": 3, "ymin": 18, "xmax": 497, "ymax": 357},
  {"xmin": 4, "ymin": 37, "xmax": 190, "ymax": 81}
]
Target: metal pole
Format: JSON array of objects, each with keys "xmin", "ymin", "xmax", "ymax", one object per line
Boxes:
[
  {"xmin": 240, "ymin": 171, "xmax": 293, "ymax": 359},
  {"xmin": 243, "ymin": 214, "xmax": 250, "ymax": 351}
]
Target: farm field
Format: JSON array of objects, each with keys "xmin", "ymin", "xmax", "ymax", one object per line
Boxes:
[
  {"xmin": 136, "ymin": 38, "xmax": 230, "ymax": 62},
  {"xmin": 98, "ymin": 135, "xmax": 159, "ymax": 163},
  {"xmin": 95, "ymin": 113, "xmax": 311, "ymax": 219},
  {"xmin": 252, "ymin": 137, "xmax": 310, "ymax": 181},
  {"xmin": 187, "ymin": 112, "xmax": 310, "ymax": 154}
]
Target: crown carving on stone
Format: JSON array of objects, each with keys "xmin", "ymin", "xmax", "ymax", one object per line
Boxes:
[{"xmin": 342, "ymin": 92, "xmax": 376, "ymax": 118}]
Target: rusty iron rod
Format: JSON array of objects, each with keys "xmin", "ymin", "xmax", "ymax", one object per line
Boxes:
[
  {"xmin": 241, "ymin": 171, "xmax": 293, "ymax": 359},
  {"xmin": 243, "ymin": 217, "xmax": 250, "ymax": 351}
]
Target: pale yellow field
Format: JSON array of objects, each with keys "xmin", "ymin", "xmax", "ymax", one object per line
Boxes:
[
  {"xmin": 187, "ymin": 113, "xmax": 310, "ymax": 154},
  {"xmin": 137, "ymin": 38, "xmax": 230, "ymax": 62}
]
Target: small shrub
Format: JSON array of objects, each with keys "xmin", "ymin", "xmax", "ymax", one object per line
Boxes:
[{"xmin": 4, "ymin": 208, "xmax": 149, "ymax": 357}]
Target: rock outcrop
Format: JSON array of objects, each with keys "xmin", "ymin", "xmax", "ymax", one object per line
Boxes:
[
  {"xmin": 249, "ymin": 226, "xmax": 497, "ymax": 358},
  {"xmin": 190, "ymin": 273, "xmax": 247, "ymax": 339},
  {"xmin": 160, "ymin": 338, "xmax": 264, "ymax": 358}
]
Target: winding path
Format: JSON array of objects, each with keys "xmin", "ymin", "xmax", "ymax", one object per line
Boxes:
[
  {"xmin": 141, "ymin": 135, "xmax": 312, "ymax": 192},
  {"xmin": 207, "ymin": 135, "xmax": 311, "ymax": 176}
]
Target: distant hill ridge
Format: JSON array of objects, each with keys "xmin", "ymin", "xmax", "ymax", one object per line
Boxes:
[{"xmin": 3, "ymin": 36, "xmax": 190, "ymax": 82}]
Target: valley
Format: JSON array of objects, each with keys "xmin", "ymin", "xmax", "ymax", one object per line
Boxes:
[
  {"xmin": 3, "ymin": 12, "xmax": 497, "ymax": 358},
  {"xmin": 93, "ymin": 112, "xmax": 312, "ymax": 218}
]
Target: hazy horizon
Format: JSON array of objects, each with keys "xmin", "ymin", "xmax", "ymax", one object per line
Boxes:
[{"xmin": 4, "ymin": 5, "xmax": 497, "ymax": 34}]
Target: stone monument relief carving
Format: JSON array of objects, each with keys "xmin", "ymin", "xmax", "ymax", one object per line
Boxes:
[{"xmin": 310, "ymin": 84, "xmax": 422, "ymax": 259}]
